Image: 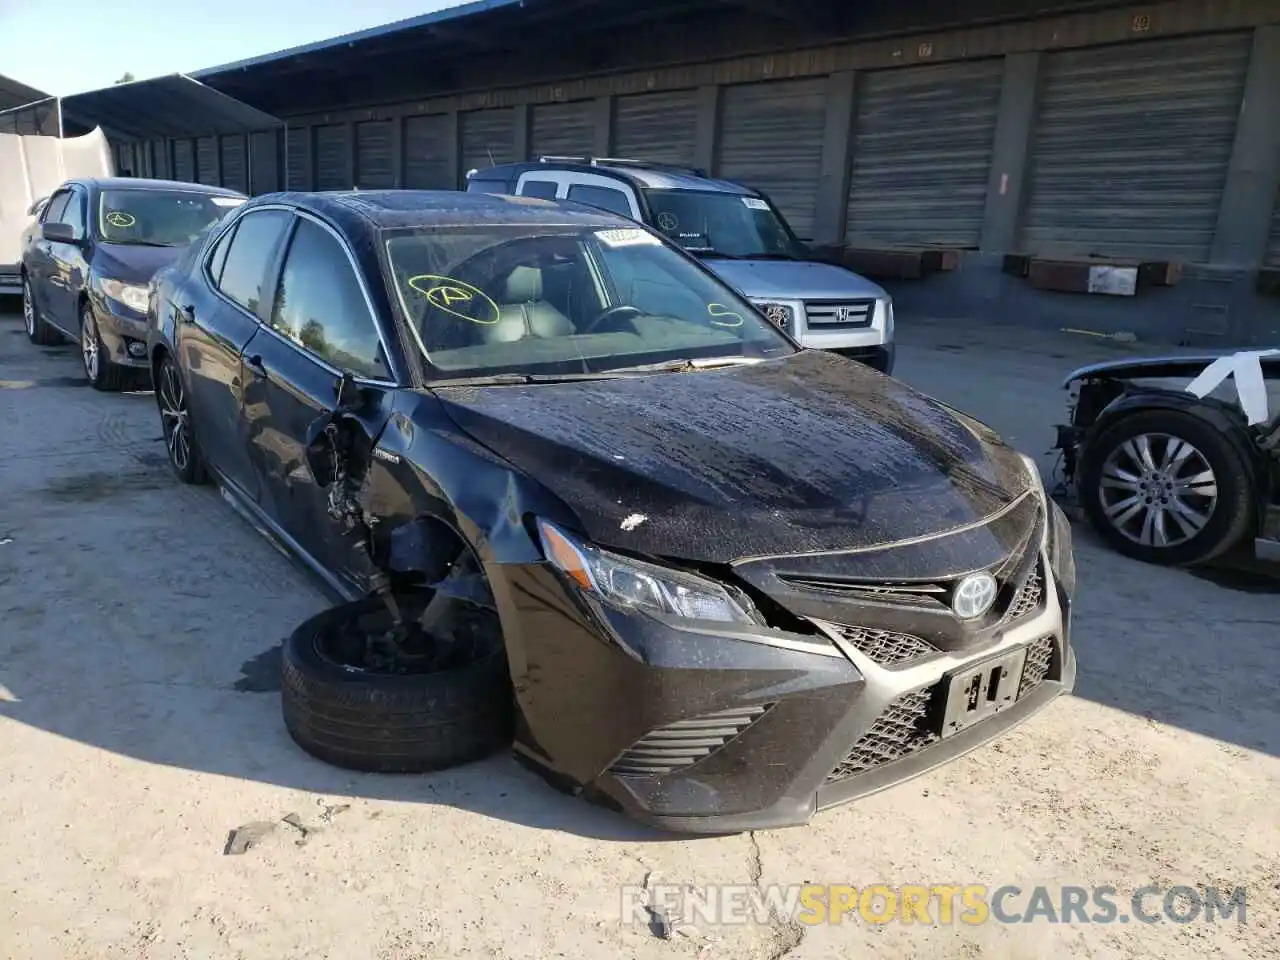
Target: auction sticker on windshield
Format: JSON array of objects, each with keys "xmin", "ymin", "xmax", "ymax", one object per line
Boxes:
[
  {"xmin": 742, "ymin": 197, "xmax": 770, "ymax": 210},
  {"xmin": 595, "ymin": 229, "xmax": 660, "ymax": 248},
  {"xmin": 212, "ymin": 197, "xmax": 246, "ymax": 208}
]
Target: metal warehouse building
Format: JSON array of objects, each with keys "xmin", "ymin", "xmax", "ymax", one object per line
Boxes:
[{"xmin": 11, "ymin": 0, "xmax": 1280, "ymax": 345}]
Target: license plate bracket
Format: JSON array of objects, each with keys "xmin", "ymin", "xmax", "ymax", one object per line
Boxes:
[{"xmin": 939, "ymin": 646, "xmax": 1028, "ymax": 739}]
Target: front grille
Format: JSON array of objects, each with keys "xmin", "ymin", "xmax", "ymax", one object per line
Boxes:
[
  {"xmin": 609, "ymin": 703, "xmax": 773, "ymax": 778},
  {"xmin": 827, "ymin": 623, "xmax": 937, "ymax": 666},
  {"xmin": 825, "ymin": 688, "xmax": 939, "ymax": 783},
  {"xmin": 803, "ymin": 298, "xmax": 876, "ymax": 329},
  {"xmin": 1002, "ymin": 565, "xmax": 1045, "ymax": 625},
  {"xmin": 1018, "ymin": 636, "xmax": 1056, "ymax": 698}
]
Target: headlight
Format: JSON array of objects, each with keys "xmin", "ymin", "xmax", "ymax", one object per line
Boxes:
[
  {"xmin": 750, "ymin": 300, "xmax": 795, "ymax": 334},
  {"xmin": 536, "ymin": 519, "xmax": 756, "ymax": 624},
  {"xmin": 98, "ymin": 277, "xmax": 150, "ymax": 313},
  {"xmin": 1021, "ymin": 453, "xmax": 1077, "ymax": 595}
]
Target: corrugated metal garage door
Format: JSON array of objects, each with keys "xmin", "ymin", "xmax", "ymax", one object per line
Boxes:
[
  {"xmin": 531, "ymin": 101, "xmax": 593, "ymax": 159},
  {"xmin": 151, "ymin": 141, "xmax": 170, "ymax": 180},
  {"xmin": 461, "ymin": 108, "xmax": 515, "ymax": 178},
  {"xmin": 316, "ymin": 124, "xmax": 352, "ymax": 191},
  {"xmin": 1020, "ymin": 33, "xmax": 1251, "ymax": 262},
  {"xmin": 846, "ymin": 59, "xmax": 1004, "ymax": 249},
  {"xmin": 250, "ymin": 130, "xmax": 280, "ymax": 194},
  {"xmin": 173, "ymin": 139, "xmax": 195, "ymax": 182},
  {"xmin": 405, "ymin": 114, "xmax": 452, "ymax": 188},
  {"xmin": 613, "ymin": 90, "xmax": 698, "ymax": 166},
  {"xmin": 196, "ymin": 137, "xmax": 218, "ymax": 186},
  {"xmin": 286, "ymin": 127, "xmax": 310, "ymax": 190},
  {"xmin": 356, "ymin": 120, "xmax": 394, "ymax": 188},
  {"xmin": 718, "ymin": 78, "xmax": 827, "ymax": 240},
  {"xmin": 220, "ymin": 135, "xmax": 248, "ymax": 194}
]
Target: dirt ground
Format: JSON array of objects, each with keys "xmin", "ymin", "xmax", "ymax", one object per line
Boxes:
[{"xmin": 1, "ymin": 301, "xmax": 1277, "ymax": 960}]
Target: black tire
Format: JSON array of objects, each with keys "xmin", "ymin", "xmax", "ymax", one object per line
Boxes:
[
  {"xmin": 281, "ymin": 596, "xmax": 514, "ymax": 773},
  {"xmin": 155, "ymin": 353, "xmax": 209, "ymax": 485},
  {"xmin": 80, "ymin": 302, "xmax": 128, "ymax": 391},
  {"xmin": 22, "ymin": 276, "xmax": 62, "ymax": 346},
  {"xmin": 1080, "ymin": 409, "xmax": 1254, "ymax": 567}
]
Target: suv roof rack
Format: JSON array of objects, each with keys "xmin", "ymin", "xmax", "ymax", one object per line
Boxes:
[{"xmin": 535, "ymin": 154, "xmax": 710, "ymax": 178}]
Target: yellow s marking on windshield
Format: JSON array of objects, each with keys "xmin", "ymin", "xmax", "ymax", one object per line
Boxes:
[
  {"xmin": 105, "ymin": 211, "xmax": 136, "ymax": 228},
  {"xmin": 406, "ymin": 274, "xmax": 501, "ymax": 325},
  {"xmin": 707, "ymin": 302, "xmax": 744, "ymax": 328}
]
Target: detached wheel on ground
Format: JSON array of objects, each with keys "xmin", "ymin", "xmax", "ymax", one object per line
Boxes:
[
  {"xmin": 155, "ymin": 354, "xmax": 208, "ymax": 485},
  {"xmin": 1079, "ymin": 408, "xmax": 1254, "ymax": 567},
  {"xmin": 22, "ymin": 277, "xmax": 62, "ymax": 345},
  {"xmin": 281, "ymin": 593, "xmax": 514, "ymax": 773},
  {"xmin": 80, "ymin": 303, "xmax": 128, "ymax": 391}
]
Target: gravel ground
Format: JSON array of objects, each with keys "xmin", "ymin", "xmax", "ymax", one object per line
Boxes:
[{"xmin": 0, "ymin": 301, "xmax": 1277, "ymax": 959}]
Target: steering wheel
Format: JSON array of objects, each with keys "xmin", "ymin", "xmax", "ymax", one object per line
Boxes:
[{"xmin": 580, "ymin": 304, "xmax": 644, "ymax": 335}]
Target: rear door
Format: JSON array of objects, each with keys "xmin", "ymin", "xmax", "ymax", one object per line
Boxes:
[
  {"xmin": 27, "ymin": 189, "xmax": 71, "ymax": 326},
  {"xmin": 242, "ymin": 212, "xmax": 394, "ymax": 587},
  {"xmin": 180, "ymin": 206, "xmax": 292, "ymax": 501}
]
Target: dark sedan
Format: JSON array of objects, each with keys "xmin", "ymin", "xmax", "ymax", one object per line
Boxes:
[
  {"xmin": 21, "ymin": 177, "xmax": 246, "ymax": 389},
  {"xmin": 146, "ymin": 189, "xmax": 1076, "ymax": 833}
]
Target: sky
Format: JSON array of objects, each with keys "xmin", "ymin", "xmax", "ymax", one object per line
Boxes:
[{"xmin": 0, "ymin": 0, "xmax": 456, "ymax": 97}]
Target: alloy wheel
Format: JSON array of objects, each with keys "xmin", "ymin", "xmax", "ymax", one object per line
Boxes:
[
  {"xmin": 81, "ymin": 310, "xmax": 99, "ymax": 381},
  {"xmin": 22, "ymin": 280, "xmax": 35, "ymax": 336},
  {"xmin": 1097, "ymin": 432, "xmax": 1219, "ymax": 548},
  {"xmin": 158, "ymin": 362, "xmax": 191, "ymax": 472}
]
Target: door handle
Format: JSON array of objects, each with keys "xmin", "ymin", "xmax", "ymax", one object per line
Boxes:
[
  {"xmin": 176, "ymin": 303, "xmax": 195, "ymax": 324},
  {"xmin": 245, "ymin": 354, "xmax": 266, "ymax": 377}
]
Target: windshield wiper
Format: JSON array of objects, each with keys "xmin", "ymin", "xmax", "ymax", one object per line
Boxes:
[
  {"xmin": 611, "ymin": 356, "xmax": 766, "ymax": 374},
  {"xmin": 745, "ymin": 251, "xmax": 803, "ymax": 260},
  {"xmin": 429, "ymin": 371, "xmax": 632, "ymax": 387},
  {"xmin": 105, "ymin": 239, "xmax": 181, "ymax": 248}
]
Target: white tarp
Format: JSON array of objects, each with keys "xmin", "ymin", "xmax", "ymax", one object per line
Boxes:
[{"xmin": 0, "ymin": 127, "xmax": 114, "ymax": 275}]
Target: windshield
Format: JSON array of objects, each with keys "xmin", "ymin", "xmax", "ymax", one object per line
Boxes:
[
  {"xmin": 97, "ymin": 189, "xmax": 245, "ymax": 246},
  {"xmin": 644, "ymin": 189, "xmax": 805, "ymax": 259},
  {"xmin": 383, "ymin": 224, "xmax": 796, "ymax": 379}
]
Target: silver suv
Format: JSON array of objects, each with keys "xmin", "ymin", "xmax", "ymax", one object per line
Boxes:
[{"xmin": 466, "ymin": 157, "xmax": 895, "ymax": 374}]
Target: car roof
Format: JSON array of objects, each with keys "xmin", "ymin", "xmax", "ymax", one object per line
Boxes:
[
  {"xmin": 250, "ymin": 189, "xmax": 639, "ymax": 230},
  {"xmin": 70, "ymin": 177, "xmax": 247, "ymax": 198},
  {"xmin": 472, "ymin": 160, "xmax": 757, "ymax": 196}
]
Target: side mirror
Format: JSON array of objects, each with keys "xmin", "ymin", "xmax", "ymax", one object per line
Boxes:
[{"xmin": 41, "ymin": 222, "xmax": 78, "ymax": 244}]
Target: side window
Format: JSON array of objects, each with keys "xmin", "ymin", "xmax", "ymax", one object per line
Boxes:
[
  {"xmin": 206, "ymin": 223, "xmax": 237, "ymax": 285},
  {"xmin": 519, "ymin": 179, "xmax": 559, "ymax": 200},
  {"xmin": 270, "ymin": 218, "xmax": 387, "ymax": 380},
  {"xmin": 42, "ymin": 191, "xmax": 71, "ymax": 224},
  {"xmin": 216, "ymin": 210, "xmax": 291, "ymax": 315},
  {"xmin": 566, "ymin": 183, "xmax": 633, "ymax": 218},
  {"xmin": 62, "ymin": 190, "xmax": 87, "ymax": 238},
  {"xmin": 466, "ymin": 178, "xmax": 511, "ymax": 195}
]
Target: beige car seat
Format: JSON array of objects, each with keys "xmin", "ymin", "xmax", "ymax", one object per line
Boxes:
[{"xmin": 484, "ymin": 265, "xmax": 575, "ymax": 343}]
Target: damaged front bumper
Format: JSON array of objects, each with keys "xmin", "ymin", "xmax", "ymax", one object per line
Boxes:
[{"xmin": 489, "ymin": 549, "xmax": 1074, "ymax": 834}]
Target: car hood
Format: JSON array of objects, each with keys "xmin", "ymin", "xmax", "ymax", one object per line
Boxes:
[
  {"xmin": 93, "ymin": 242, "xmax": 185, "ymax": 285},
  {"xmin": 701, "ymin": 257, "xmax": 887, "ymax": 301},
  {"xmin": 434, "ymin": 350, "xmax": 1031, "ymax": 564}
]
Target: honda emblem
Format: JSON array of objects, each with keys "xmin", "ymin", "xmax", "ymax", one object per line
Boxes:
[{"xmin": 835, "ymin": 306, "xmax": 851, "ymax": 323}]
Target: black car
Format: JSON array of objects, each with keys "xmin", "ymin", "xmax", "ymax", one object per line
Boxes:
[
  {"xmin": 147, "ymin": 189, "xmax": 1076, "ymax": 833},
  {"xmin": 21, "ymin": 177, "xmax": 246, "ymax": 389},
  {"xmin": 1054, "ymin": 351, "xmax": 1280, "ymax": 567}
]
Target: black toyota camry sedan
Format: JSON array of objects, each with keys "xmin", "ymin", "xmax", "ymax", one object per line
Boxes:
[
  {"xmin": 146, "ymin": 189, "xmax": 1076, "ymax": 833},
  {"xmin": 21, "ymin": 177, "xmax": 245, "ymax": 389}
]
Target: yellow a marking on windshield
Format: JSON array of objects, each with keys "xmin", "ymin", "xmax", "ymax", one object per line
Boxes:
[
  {"xmin": 105, "ymin": 211, "xmax": 136, "ymax": 228},
  {"xmin": 407, "ymin": 274, "xmax": 501, "ymax": 325},
  {"xmin": 707, "ymin": 302, "xmax": 744, "ymax": 328}
]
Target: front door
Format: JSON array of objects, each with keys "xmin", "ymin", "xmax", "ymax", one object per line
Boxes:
[
  {"xmin": 27, "ymin": 190, "xmax": 71, "ymax": 328},
  {"xmin": 49, "ymin": 187, "xmax": 90, "ymax": 329},
  {"xmin": 244, "ymin": 213, "xmax": 395, "ymax": 588},
  {"xmin": 179, "ymin": 207, "xmax": 292, "ymax": 501}
]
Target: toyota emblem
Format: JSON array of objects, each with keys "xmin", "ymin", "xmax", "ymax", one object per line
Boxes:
[{"xmin": 952, "ymin": 572, "xmax": 998, "ymax": 620}]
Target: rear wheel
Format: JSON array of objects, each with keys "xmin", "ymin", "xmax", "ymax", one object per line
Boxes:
[
  {"xmin": 1080, "ymin": 409, "xmax": 1254, "ymax": 566},
  {"xmin": 81, "ymin": 303, "xmax": 127, "ymax": 391},
  {"xmin": 22, "ymin": 277, "xmax": 61, "ymax": 345}
]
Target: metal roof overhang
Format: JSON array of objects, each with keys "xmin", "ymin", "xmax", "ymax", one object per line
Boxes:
[{"xmin": 59, "ymin": 74, "xmax": 283, "ymax": 140}]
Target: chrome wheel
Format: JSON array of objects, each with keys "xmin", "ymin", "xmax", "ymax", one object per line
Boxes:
[
  {"xmin": 22, "ymin": 280, "xmax": 35, "ymax": 336},
  {"xmin": 158, "ymin": 362, "xmax": 191, "ymax": 472},
  {"xmin": 81, "ymin": 310, "xmax": 99, "ymax": 381},
  {"xmin": 1098, "ymin": 432, "xmax": 1218, "ymax": 548}
]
